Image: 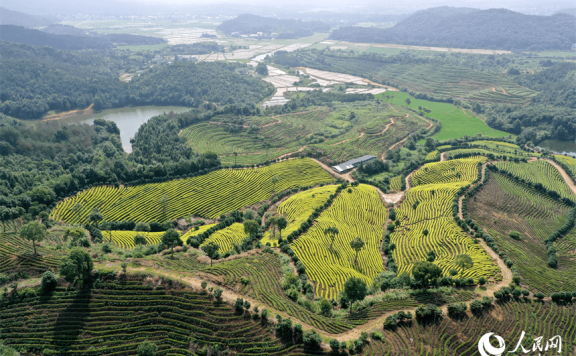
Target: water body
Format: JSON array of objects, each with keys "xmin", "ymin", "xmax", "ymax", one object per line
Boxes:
[
  {"xmin": 57, "ymin": 106, "xmax": 191, "ymax": 152},
  {"xmin": 538, "ymin": 139, "xmax": 576, "ymax": 157}
]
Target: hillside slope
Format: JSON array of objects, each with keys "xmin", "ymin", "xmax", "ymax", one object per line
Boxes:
[
  {"xmin": 330, "ymin": 7, "xmax": 576, "ymax": 51},
  {"xmin": 0, "ymin": 6, "xmax": 52, "ymax": 27},
  {"xmin": 218, "ymin": 14, "xmax": 330, "ymax": 39}
]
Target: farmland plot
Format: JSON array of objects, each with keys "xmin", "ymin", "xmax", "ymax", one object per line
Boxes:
[
  {"xmin": 51, "ymin": 159, "xmax": 333, "ymax": 223},
  {"xmin": 391, "ymin": 157, "xmax": 500, "ymax": 281},
  {"xmin": 291, "ymin": 184, "xmax": 388, "ymax": 299},
  {"xmin": 468, "ymin": 172, "xmax": 576, "ymax": 294}
]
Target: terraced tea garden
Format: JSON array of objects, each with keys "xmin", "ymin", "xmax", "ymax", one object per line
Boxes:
[
  {"xmin": 200, "ymin": 223, "xmax": 248, "ymax": 253},
  {"xmin": 51, "ymin": 159, "xmax": 333, "ymax": 223},
  {"xmin": 0, "ymin": 275, "xmax": 308, "ymax": 356},
  {"xmin": 494, "ymin": 160, "xmax": 575, "ymax": 200},
  {"xmin": 391, "ymin": 157, "xmax": 500, "ymax": 280},
  {"xmin": 106, "ymin": 230, "xmax": 167, "ymax": 249},
  {"xmin": 181, "ymin": 102, "xmax": 426, "ymax": 165},
  {"xmin": 361, "ymin": 300, "xmax": 576, "ymax": 355},
  {"xmin": 290, "ymin": 184, "xmax": 388, "ymax": 299},
  {"xmin": 260, "ymin": 185, "xmax": 338, "ymax": 245},
  {"xmin": 467, "ymin": 172, "xmax": 576, "ymax": 294},
  {"xmin": 0, "ymin": 233, "xmax": 64, "ymax": 275}
]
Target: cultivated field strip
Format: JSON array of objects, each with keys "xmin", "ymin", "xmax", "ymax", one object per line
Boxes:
[
  {"xmin": 104, "ymin": 230, "xmax": 166, "ymax": 249},
  {"xmin": 260, "ymin": 185, "xmax": 338, "ymax": 245},
  {"xmin": 180, "ymin": 224, "xmax": 217, "ymax": 243},
  {"xmin": 495, "ymin": 160, "xmax": 575, "ymax": 200},
  {"xmin": 468, "ymin": 172, "xmax": 576, "ymax": 294},
  {"xmin": 0, "ymin": 278, "xmax": 308, "ymax": 355},
  {"xmin": 200, "ymin": 223, "xmax": 248, "ymax": 253},
  {"xmin": 290, "ymin": 184, "xmax": 388, "ymax": 299},
  {"xmin": 0, "ymin": 233, "xmax": 63, "ymax": 274},
  {"xmin": 51, "ymin": 159, "xmax": 333, "ymax": 223},
  {"xmin": 363, "ymin": 301, "xmax": 576, "ymax": 355},
  {"xmin": 555, "ymin": 154, "xmax": 576, "ymax": 178},
  {"xmin": 392, "ymin": 157, "xmax": 500, "ymax": 280}
]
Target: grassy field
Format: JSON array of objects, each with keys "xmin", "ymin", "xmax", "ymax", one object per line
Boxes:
[
  {"xmin": 392, "ymin": 157, "xmax": 500, "ymax": 281},
  {"xmin": 468, "ymin": 172, "xmax": 576, "ymax": 294},
  {"xmin": 377, "ymin": 92, "xmax": 511, "ymax": 141},
  {"xmin": 51, "ymin": 159, "xmax": 333, "ymax": 223},
  {"xmin": 291, "ymin": 184, "xmax": 388, "ymax": 299}
]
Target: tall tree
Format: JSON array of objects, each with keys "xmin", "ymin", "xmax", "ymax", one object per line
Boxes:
[
  {"xmin": 268, "ymin": 216, "xmax": 278, "ymax": 237},
  {"xmin": 324, "ymin": 226, "xmax": 339, "ymax": 250},
  {"xmin": 244, "ymin": 219, "xmax": 260, "ymax": 237},
  {"xmin": 88, "ymin": 208, "xmax": 104, "ymax": 226},
  {"xmin": 277, "ymin": 217, "xmax": 288, "ymax": 239},
  {"xmin": 454, "ymin": 254, "xmax": 474, "ymax": 274},
  {"xmin": 350, "ymin": 236, "xmax": 365, "ymax": 265},
  {"xmin": 202, "ymin": 242, "xmax": 220, "ymax": 266},
  {"xmin": 59, "ymin": 247, "xmax": 93, "ymax": 286},
  {"xmin": 343, "ymin": 277, "xmax": 367, "ymax": 311},
  {"xmin": 412, "ymin": 260, "xmax": 442, "ymax": 288},
  {"xmin": 161, "ymin": 228, "xmax": 182, "ymax": 257},
  {"xmin": 20, "ymin": 220, "xmax": 46, "ymax": 255}
]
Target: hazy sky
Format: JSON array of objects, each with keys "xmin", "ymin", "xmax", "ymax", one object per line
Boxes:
[{"xmin": 3, "ymin": 0, "xmax": 573, "ymax": 16}]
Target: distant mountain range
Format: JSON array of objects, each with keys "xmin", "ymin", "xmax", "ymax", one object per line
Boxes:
[
  {"xmin": 329, "ymin": 7, "xmax": 576, "ymax": 51},
  {"xmin": 217, "ymin": 14, "xmax": 330, "ymax": 39},
  {"xmin": 0, "ymin": 25, "xmax": 166, "ymax": 50},
  {"xmin": 0, "ymin": 6, "xmax": 53, "ymax": 27}
]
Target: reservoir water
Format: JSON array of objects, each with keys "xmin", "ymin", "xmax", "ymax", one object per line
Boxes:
[
  {"xmin": 538, "ymin": 139, "xmax": 576, "ymax": 157},
  {"xmin": 55, "ymin": 106, "xmax": 191, "ymax": 152}
]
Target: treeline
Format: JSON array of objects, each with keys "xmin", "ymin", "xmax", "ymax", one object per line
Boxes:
[
  {"xmin": 217, "ymin": 14, "xmax": 330, "ymax": 39},
  {"xmin": 0, "ymin": 41, "xmax": 273, "ymax": 119},
  {"xmin": 0, "ymin": 107, "xmax": 225, "ymax": 221},
  {"xmin": 329, "ymin": 7, "xmax": 576, "ymax": 51},
  {"xmin": 0, "ymin": 25, "xmax": 165, "ymax": 50}
]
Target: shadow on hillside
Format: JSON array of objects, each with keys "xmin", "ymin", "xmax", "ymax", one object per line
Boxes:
[{"xmin": 51, "ymin": 288, "xmax": 92, "ymax": 351}]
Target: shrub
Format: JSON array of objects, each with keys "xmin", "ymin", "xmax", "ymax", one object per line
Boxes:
[
  {"xmin": 447, "ymin": 302, "xmax": 467, "ymax": 317},
  {"xmin": 509, "ymin": 231, "xmax": 521, "ymax": 240},
  {"xmin": 303, "ymin": 330, "xmax": 323, "ymax": 350},
  {"xmin": 137, "ymin": 341, "xmax": 157, "ymax": 356},
  {"xmin": 470, "ymin": 300, "xmax": 483, "ymax": 315},
  {"xmin": 41, "ymin": 271, "xmax": 58, "ymax": 293},
  {"xmin": 329, "ymin": 338, "xmax": 340, "ymax": 352}
]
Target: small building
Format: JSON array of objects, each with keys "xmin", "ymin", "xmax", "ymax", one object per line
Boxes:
[{"xmin": 332, "ymin": 155, "xmax": 377, "ymax": 174}]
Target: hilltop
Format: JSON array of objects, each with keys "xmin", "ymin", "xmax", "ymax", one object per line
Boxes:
[
  {"xmin": 217, "ymin": 14, "xmax": 330, "ymax": 39},
  {"xmin": 330, "ymin": 7, "xmax": 576, "ymax": 51}
]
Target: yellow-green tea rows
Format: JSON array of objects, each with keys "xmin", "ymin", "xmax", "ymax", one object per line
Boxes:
[
  {"xmin": 51, "ymin": 159, "xmax": 333, "ymax": 223},
  {"xmin": 291, "ymin": 184, "xmax": 387, "ymax": 299}
]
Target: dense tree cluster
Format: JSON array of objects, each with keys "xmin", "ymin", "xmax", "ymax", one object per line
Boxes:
[
  {"xmin": 217, "ymin": 14, "xmax": 330, "ymax": 39},
  {"xmin": 329, "ymin": 7, "xmax": 576, "ymax": 51},
  {"xmin": 0, "ymin": 41, "xmax": 273, "ymax": 120}
]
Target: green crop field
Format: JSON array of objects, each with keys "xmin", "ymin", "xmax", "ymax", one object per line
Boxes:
[
  {"xmin": 555, "ymin": 154, "xmax": 576, "ymax": 178},
  {"xmin": 294, "ymin": 53, "xmax": 537, "ymax": 104},
  {"xmin": 0, "ymin": 275, "xmax": 309, "ymax": 355},
  {"xmin": 182, "ymin": 102, "xmax": 427, "ymax": 165},
  {"xmin": 181, "ymin": 223, "xmax": 217, "ymax": 243},
  {"xmin": 261, "ymin": 185, "xmax": 338, "ymax": 245},
  {"xmin": 494, "ymin": 160, "xmax": 575, "ymax": 200},
  {"xmin": 103, "ymin": 230, "xmax": 167, "ymax": 249},
  {"xmin": 200, "ymin": 222, "xmax": 248, "ymax": 253},
  {"xmin": 51, "ymin": 159, "xmax": 333, "ymax": 223},
  {"xmin": 467, "ymin": 172, "xmax": 576, "ymax": 294},
  {"xmin": 392, "ymin": 157, "xmax": 500, "ymax": 281},
  {"xmin": 291, "ymin": 184, "xmax": 388, "ymax": 299},
  {"xmin": 378, "ymin": 92, "xmax": 511, "ymax": 141},
  {"xmin": 0, "ymin": 233, "xmax": 64, "ymax": 274}
]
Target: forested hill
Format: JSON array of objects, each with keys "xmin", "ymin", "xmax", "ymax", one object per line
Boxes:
[
  {"xmin": 329, "ymin": 7, "xmax": 576, "ymax": 51},
  {"xmin": 0, "ymin": 25, "xmax": 166, "ymax": 50},
  {"xmin": 0, "ymin": 6, "xmax": 53, "ymax": 27},
  {"xmin": 217, "ymin": 14, "xmax": 330, "ymax": 39},
  {"xmin": 0, "ymin": 41, "xmax": 273, "ymax": 119}
]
